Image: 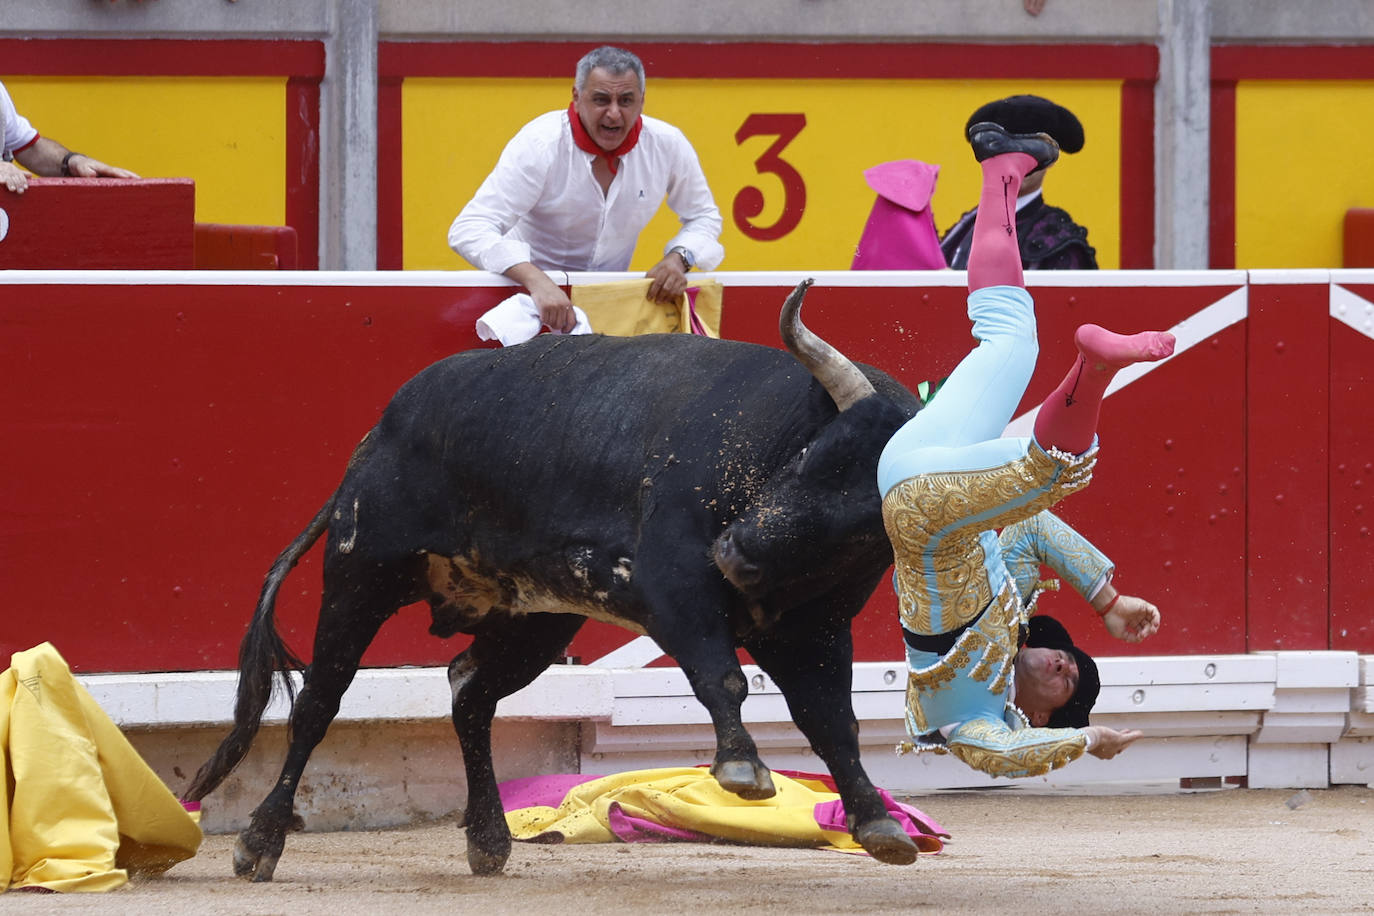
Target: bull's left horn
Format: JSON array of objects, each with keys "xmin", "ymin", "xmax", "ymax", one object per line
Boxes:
[{"xmin": 779, "ymin": 279, "xmax": 876, "ymax": 412}]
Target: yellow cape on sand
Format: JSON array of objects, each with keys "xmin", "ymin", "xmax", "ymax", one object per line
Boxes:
[
  {"xmin": 570, "ymin": 278, "xmax": 722, "ymax": 338},
  {"xmin": 0, "ymin": 643, "xmax": 202, "ymax": 893},
  {"xmin": 506, "ymin": 767, "xmax": 939, "ymax": 854}
]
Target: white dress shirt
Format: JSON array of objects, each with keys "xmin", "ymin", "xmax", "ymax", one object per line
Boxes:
[
  {"xmin": 449, "ymin": 109, "xmax": 724, "ymax": 274},
  {"xmin": 1, "ymin": 81, "xmax": 38, "ymax": 160}
]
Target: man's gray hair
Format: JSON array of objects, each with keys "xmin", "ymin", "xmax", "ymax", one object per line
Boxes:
[{"xmin": 574, "ymin": 46, "xmax": 646, "ymax": 94}]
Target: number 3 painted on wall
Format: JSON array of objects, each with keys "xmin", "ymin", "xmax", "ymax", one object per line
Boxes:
[{"xmin": 733, "ymin": 113, "xmax": 807, "ymax": 241}]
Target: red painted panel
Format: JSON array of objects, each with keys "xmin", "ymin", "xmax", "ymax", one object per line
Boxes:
[
  {"xmin": 1119, "ymin": 80, "xmax": 1155, "ymax": 269},
  {"xmin": 285, "ymin": 77, "xmax": 322, "ymax": 271},
  {"xmin": 379, "ymin": 41, "xmax": 1158, "ymax": 80},
  {"xmin": 0, "ymin": 39, "xmax": 326, "ymax": 77},
  {"xmin": 194, "ymin": 223, "xmax": 298, "ymax": 270},
  {"xmin": 0, "ymin": 277, "xmax": 1261, "ymax": 673},
  {"xmin": 0, "ymin": 283, "xmax": 506, "ymax": 673},
  {"xmin": 377, "ymin": 77, "xmax": 405, "ymax": 271},
  {"xmin": 719, "ymin": 282, "xmax": 1249, "ymax": 659},
  {"xmin": 1330, "ymin": 283, "xmax": 1374, "ymax": 650},
  {"xmin": 1214, "ymin": 46, "xmax": 1374, "ymax": 81},
  {"xmin": 1246, "ymin": 283, "xmax": 1329, "ymax": 650},
  {"xmin": 0, "ymin": 178, "xmax": 194, "ymax": 268},
  {"xmin": 1209, "ymin": 81, "xmax": 1237, "ymax": 270}
]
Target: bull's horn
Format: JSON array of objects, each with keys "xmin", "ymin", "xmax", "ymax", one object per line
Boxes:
[{"xmin": 779, "ymin": 279, "xmax": 876, "ymax": 412}]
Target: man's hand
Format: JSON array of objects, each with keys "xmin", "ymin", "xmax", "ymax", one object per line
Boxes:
[
  {"xmin": 65, "ymin": 153, "xmax": 139, "ymax": 180},
  {"xmin": 1083, "ymin": 726, "xmax": 1143, "ymax": 759},
  {"xmin": 644, "ymin": 252, "xmax": 690, "ymax": 305},
  {"xmin": 505, "ymin": 262, "xmax": 578, "ymax": 333},
  {"xmin": 1100, "ymin": 593, "xmax": 1161, "ymax": 644},
  {"xmin": 1, "ymin": 160, "xmax": 29, "ymax": 194}
]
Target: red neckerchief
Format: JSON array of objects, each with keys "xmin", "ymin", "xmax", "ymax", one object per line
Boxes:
[{"xmin": 567, "ymin": 102, "xmax": 642, "ymax": 175}]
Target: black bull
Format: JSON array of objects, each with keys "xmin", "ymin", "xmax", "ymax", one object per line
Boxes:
[{"xmin": 184, "ymin": 280, "xmax": 924, "ymax": 878}]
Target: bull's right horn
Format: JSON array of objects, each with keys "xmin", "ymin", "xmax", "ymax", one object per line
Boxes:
[{"xmin": 779, "ymin": 279, "xmax": 876, "ymax": 412}]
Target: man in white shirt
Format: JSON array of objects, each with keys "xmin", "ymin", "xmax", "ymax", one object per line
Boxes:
[
  {"xmin": 449, "ymin": 46, "xmax": 724, "ymax": 333},
  {"xmin": 1, "ymin": 79, "xmax": 138, "ymax": 194}
]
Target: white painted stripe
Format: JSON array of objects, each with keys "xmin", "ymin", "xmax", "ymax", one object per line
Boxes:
[
  {"xmin": 0, "ymin": 269, "xmax": 549, "ymax": 288},
  {"xmin": 0, "ymin": 268, "xmax": 1255, "ymax": 291},
  {"xmin": 1331, "ymin": 284, "xmax": 1374, "ymax": 341},
  {"xmin": 1247, "ymin": 268, "xmax": 1332, "ymax": 286},
  {"xmin": 1003, "ymin": 286, "xmax": 1248, "ymax": 437},
  {"xmin": 589, "ymin": 635, "xmax": 665, "ymax": 668}
]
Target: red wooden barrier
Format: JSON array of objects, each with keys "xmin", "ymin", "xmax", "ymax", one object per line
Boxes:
[
  {"xmin": 0, "ymin": 178, "xmax": 194, "ymax": 268},
  {"xmin": 194, "ymin": 223, "xmax": 299, "ymax": 270},
  {"xmin": 0, "ymin": 272, "xmax": 1366, "ymax": 673},
  {"xmin": 1344, "ymin": 209, "xmax": 1374, "ymax": 268}
]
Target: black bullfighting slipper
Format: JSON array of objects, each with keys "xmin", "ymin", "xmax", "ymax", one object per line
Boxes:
[{"xmin": 967, "ymin": 121, "xmax": 1060, "ymax": 174}]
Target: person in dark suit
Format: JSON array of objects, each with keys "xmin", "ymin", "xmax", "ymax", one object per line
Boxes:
[{"xmin": 939, "ymin": 95, "xmax": 1097, "ymax": 271}]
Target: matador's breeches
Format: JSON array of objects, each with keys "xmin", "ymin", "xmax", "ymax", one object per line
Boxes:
[{"xmin": 881, "ymin": 439, "xmax": 1097, "ymax": 637}]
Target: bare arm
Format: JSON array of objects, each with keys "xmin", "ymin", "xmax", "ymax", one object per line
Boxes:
[{"xmin": 14, "ymin": 136, "xmax": 138, "ymax": 180}]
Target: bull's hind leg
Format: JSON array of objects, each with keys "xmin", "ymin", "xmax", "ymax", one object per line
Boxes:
[
  {"xmin": 745, "ymin": 605, "xmax": 919, "ymax": 866},
  {"xmin": 449, "ymin": 612, "xmax": 585, "ymax": 876},
  {"xmin": 233, "ymin": 576, "xmax": 407, "ymax": 881}
]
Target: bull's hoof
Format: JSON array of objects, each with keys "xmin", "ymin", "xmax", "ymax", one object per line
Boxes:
[
  {"xmin": 232, "ymin": 835, "xmax": 280, "ymax": 882},
  {"xmin": 853, "ymin": 817, "xmax": 919, "ymax": 866},
  {"xmin": 466, "ymin": 843, "xmax": 509, "ymax": 876},
  {"xmin": 711, "ymin": 758, "xmax": 776, "ymax": 800}
]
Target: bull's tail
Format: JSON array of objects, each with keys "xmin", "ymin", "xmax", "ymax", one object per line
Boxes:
[{"xmin": 181, "ymin": 494, "xmax": 335, "ymax": 803}]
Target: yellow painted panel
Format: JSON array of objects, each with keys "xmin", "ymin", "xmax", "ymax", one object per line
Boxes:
[
  {"xmin": 403, "ymin": 78, "xmax": 1122, "ymax": 271},
  {"xmin": 1235, "ymin": 81, "xmax": 1374, "ymax": 268},
  {"xmin": 3, "ymin": 76, "xmax": 285, "ymax": 225}
]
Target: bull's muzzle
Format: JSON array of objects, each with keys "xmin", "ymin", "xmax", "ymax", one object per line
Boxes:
[{"xmin": 713, "ymin": 530, "xmax": 763, "ymax": 593}]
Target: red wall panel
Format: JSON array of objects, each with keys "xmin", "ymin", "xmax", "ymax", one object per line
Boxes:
[
  {"xmin": 1330, "ymin": 282, "xmax": 1374, "ymax": 650},
  {"xmin": 0, "ymin": 274, "xmax": 1269, "ymax": 672},
  {"xmin": 1245, "ymin": 282, "xmax": 1330, "ymax": 650},
  {"xmin": 2, "ymin": 273, "xmax": 1357, "ymax": 673}
]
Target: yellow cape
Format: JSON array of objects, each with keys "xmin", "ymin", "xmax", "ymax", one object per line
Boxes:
[
  {"xmin": 0, "ymin": 643, "xmax": 202, "ymax": 892},
  {"xmin": 506, "ymin": 766, "xmax": 943, "ymax": 854},
  {"xmin": 571, "ymin": 278, "xmax": 722, "ymax": 338}
]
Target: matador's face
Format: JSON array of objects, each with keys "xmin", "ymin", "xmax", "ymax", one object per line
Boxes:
[{"xmin": 1014, "ymin": 646, "xmax": 1079, "ymax": 724}]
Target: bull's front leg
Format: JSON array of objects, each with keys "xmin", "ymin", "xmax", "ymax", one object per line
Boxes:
[
  {"xmin": 745, "ymin": 614, "xmax": 918, "ymax": 866},
  {"xmin": 643, "ymin": 583, "xmax": 776, "ymax": 801}
]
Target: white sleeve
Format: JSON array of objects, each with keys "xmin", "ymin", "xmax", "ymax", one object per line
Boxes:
[
  {"xmin": 1, "ymin": 81, "xmax": 39, "ymax": 159},
  {"xmin": 447, "ymin": 125, "xmax": 551, "ymax": 273},
  {"xmin": 660, "ymin": 129, "xmax": 725, "ymax": 271}
]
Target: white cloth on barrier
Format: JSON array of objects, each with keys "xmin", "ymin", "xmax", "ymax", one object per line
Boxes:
[{"xmin": 475, "ymin": 293, "xmax": 593, "ymax": 347}]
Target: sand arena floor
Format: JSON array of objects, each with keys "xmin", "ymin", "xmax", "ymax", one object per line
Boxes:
[{"xmin": 5, "ymin": 786, "xmax": 1372, "ymax": 915}]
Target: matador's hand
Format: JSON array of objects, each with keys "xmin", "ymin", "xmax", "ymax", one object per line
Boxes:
[
  {"xmin": 1102, "ymin": 594, "xmax": 1161, "ymax": 644},
  {"xmin": 1083, "ymin": 726, "xmax": 1142, "ymax": 760}
]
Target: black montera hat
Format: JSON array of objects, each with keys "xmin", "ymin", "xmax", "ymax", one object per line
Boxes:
[
  {"xmin": 966, "ymin": 95, "xmax": 1085, "ymax": 155},
  {"xmin": 1024, "ymin": 614, "xmax": 1100, "ymax": 728}
]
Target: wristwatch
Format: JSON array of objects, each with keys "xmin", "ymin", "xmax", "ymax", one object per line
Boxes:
[{"xmin": 669, "ymin": 246, "xmax": 695, "ymax": 270}]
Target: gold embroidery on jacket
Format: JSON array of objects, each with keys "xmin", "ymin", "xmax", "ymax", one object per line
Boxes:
[
  {"xmin": 882, "ymin": 442, "xmax": 1097, "ymax": 634},
  {"xmin": 946, "ymin": 719, "xmax": 1087, "ymax": 778}
]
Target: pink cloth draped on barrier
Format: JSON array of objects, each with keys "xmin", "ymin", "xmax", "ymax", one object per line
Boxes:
[{"xmin": 851, "ymin": 159, "xmax": 948, "ymax": 271}]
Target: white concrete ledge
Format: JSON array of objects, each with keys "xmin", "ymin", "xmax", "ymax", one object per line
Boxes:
[
  {"xmin": 79, "ymin": 652, "xmax": 1374, "ymax": 791},
  {"xmin": 78, "ymin": 664, "xmax": 614, "ymax": 729}
]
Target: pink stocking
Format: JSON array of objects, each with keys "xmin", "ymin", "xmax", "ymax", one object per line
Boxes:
[
  {"xmin": 1033, "ymin": 324, "xmax": 1177, "ymax": 455},
  {"xmin": 967, "ymin": 152, "xmax": 1036, "ymax": 293}
]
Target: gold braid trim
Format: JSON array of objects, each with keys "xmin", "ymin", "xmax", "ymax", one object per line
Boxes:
[
  {"xmin": 882, "ymin": 442, "xmax": 1097, "ymax": 635},
  {"xmin": 947, "ymin": 719, "xmax": 1088, "ymax": 779},
  {"xmin": 904, "ymin": 581, "xmax": 1023, "ymax": 733}
]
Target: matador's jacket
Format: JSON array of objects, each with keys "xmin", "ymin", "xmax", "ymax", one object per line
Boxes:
[{"xmin": 881, "ymin": 441, "xmax": 1111, "ymax": 778}]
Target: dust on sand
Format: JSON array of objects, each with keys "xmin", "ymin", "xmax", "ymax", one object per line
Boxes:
[{"xmin": 7, "ymin": 786, "xmax": 1372, "ymax": 915}]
